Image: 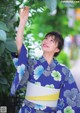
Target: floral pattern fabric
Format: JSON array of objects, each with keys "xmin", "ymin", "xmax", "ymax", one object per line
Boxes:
[{"xmin": 10, "ymin": 45, "xmax": 80, "ymax": 113}]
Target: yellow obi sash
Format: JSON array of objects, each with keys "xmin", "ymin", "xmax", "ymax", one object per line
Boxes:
[{"xmin": 25, "ymin": 82, "xmax": 60, "ymax": 107}]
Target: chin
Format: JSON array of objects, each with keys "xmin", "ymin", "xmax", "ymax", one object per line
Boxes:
[
  {"xmin": 43, "ymin": 49, "xmax": 50, "ymax": 53},
  {"xmin": 42, "ymin": 47, "xmax": 47, "ymax": 51}
]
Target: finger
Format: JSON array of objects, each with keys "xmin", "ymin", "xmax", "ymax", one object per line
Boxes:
[
  {"xmin": 19, "ymin": 8, "xmax": 23, "ymax": 14},
  {"xmin": 24, "ymin": 6, "xmax": 29, "ymax": 11},
  {"xmin": 19, "ymin": 6, "xmax": 29, "ymax": 14},
  {"xmin": 21, "ymin": 6, "xmax": 29, "ymax": 11}
]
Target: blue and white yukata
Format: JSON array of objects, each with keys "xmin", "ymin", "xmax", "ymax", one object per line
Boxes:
[{"xmin": 10, "ymin": 44, "xmax": 80, "ymax": 113}]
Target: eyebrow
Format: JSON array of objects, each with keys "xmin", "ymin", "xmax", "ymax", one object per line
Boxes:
[{"xmin": 47, "ymin": 36, "xmax": 56, "ymax": 41}]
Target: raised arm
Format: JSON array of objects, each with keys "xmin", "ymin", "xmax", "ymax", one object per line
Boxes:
[{"xmin": 16, "ymin": 6, "xmax": 29, "ymax": 54}]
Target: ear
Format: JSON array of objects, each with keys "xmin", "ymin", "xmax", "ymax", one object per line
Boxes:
[{"xmin": 55, "ymin": 48, "xmax": 60, "ymax": 53}]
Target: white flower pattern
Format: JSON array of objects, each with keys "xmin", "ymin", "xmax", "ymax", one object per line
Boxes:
[
  {"xmin": 51, "ymin": 70, "xmax": 61, "ymax": 81},
  {"xmin": 34, "ymin": 65, "xmax": 44, "ymax": 80}
]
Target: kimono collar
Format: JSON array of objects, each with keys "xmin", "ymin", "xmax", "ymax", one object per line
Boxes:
[{"xmin": 39, "ymin": 56, "xmax": 59, "ymax": 71}]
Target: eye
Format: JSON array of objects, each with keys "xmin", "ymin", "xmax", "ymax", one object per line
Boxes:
[{"xmin": 51, "ymin": 39, "xmax": 54, "ymax": 42}]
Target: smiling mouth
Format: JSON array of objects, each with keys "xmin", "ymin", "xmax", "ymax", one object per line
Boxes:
[{"xmin": 43, "ymin": 44, "xmax": 49, "ymax": 48}]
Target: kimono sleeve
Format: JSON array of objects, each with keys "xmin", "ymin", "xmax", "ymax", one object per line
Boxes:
[
  {"xmin": 56, "ymin": 67, "xmax": 80, "ymax": 113},
  {"xmin": 10, "ymin": 44, "xmax": 29, "ymax": 96}
]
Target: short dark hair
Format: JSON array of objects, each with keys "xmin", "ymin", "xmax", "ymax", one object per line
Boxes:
[{"xmin": 45, "ymin": 31, "xmax": 64, "ymax": 57}]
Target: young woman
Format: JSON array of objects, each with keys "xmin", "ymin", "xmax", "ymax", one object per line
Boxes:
[{"xmin": 10, "ymin": 7, "xmax": 80, "ymax": 113}]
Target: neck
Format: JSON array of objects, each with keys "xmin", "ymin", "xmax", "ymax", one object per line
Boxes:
[{"xmin": 43, "ymin": 52, "xmax": 54, "ymax": 65}]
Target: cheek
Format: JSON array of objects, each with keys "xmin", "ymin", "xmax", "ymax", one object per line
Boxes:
[
  {"xmin": 49, "ymin": 44, "xmax": 54, "ymax": 49},
  {"xmin": 49, "ymin": 44, "xmax": 57, "ymax": 51}
]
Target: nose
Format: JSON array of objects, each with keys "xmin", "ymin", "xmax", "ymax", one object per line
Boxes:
[
  {"xmin": 44, "ymin": 40, "xmax": 49, "ymax": 45},
  {"xmin": 45, "ymin": 38, "xmax": 51, "ymax": 44}
]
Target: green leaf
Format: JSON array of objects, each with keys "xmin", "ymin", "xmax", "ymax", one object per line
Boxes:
[
  {"xmin": 0, "ymin": 77, "xmax": 8, "ymax": 85},
  {"xmin": 0, "ymin": 30, "xmax": 7, "ymax": 42},
  {"xmin": 0, "ymin": 42, "xmax": 5, "ymax": 55},
  {"xmin": 5, "ymin": 40, "xmax": 17, "ymax": 52},
  {"xmin": 0, "ymin": 21, "xmax": 9, "ymax": 32}
]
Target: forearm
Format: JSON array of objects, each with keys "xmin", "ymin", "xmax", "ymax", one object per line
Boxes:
[
  {"xmin": 16, "ymin": 6, "xmax": 29, "ymax": 54},
  {"xmin": 16, "ymin": 21, "xmax": 26, "ymax": 53}
]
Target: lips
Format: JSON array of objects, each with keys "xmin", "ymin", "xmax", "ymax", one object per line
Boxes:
[{"xmin": 43, "ymin": 44, "xmax": 49, "ymax": 48}]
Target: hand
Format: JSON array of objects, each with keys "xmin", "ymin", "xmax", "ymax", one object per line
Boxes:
[{"xmin": 19, "ymin": 6, "xmax": 29, "ymax": 24}]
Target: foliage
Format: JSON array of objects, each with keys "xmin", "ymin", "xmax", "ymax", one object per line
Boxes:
[
  {"xmin": 0, "ymin": 21, "xmax": 17, "ymax": 101},
  {"xmin": 0, "ymin": 0, "xmax": 80, "ymax": 112},
  {"xmin": 56, "ymin": 50, "xmax": 70, "ymax": 67},
  {"xmin": 0, "ymin": 22, "xmax": 17, "ymax": 54},
  {"xmin": 15, "ymin": 0, "xmax": 80, "ymax": 39},
  {"xmin": 0, "ymin": 0, "xmax": 16, "ymax": 39},
  {"xmin": 0, "ymin": 1, "xmax": 17, "ymax": 112}
]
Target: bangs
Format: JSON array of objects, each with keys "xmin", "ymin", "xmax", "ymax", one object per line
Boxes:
[{"xmin": 45, "ymin": 34, "xmax": 59, "ymax": 43}]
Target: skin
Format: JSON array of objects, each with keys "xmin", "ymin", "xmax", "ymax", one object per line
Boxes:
[
  {"xmin": 42, "ymin": 36, "xmax": 60, "ymax": 64},
  {"xmin": 16, "ymin": 6, "xmax": 29, "ymax": 53},
  {"xmin": 16, "ymin": 6, "xmax": 60, "ymax": 64}
]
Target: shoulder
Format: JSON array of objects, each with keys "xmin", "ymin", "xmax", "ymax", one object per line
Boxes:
[
  {"xmin": 56, "ymin": 59, "xmax": 70, "ymax": 73},
  {"xmin": 58, "ymin": 63, "xmax": 74, "ymax": 83}
]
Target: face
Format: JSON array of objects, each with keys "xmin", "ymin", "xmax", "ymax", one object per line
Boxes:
[{"xmin": 42, "ymin": 36, "xmax": 60, "ymax": 55}]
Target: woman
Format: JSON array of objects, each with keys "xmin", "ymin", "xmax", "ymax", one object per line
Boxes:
[{"xmin": 10, "ymin": 7, "xmax": 80, "ymax": 113}]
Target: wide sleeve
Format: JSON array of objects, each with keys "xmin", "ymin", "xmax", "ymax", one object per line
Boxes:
[
  {"xmin": 56, "ymin": 67, "xmax": 80, "ymax": 113},
  {"xmin": 10, "ymin": 44, "xmax": 29, "ymax": 96}
]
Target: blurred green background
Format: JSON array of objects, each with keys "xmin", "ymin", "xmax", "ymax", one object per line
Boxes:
[{"xmin": 0, "ymin": 0, "xmax": 80, "ymax": 113}]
